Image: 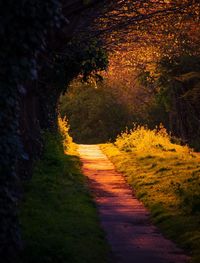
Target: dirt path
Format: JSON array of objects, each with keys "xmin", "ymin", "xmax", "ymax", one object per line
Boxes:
[{"xmin": 78, "ymin": 144, "xmax": 189, "ymax": 263}]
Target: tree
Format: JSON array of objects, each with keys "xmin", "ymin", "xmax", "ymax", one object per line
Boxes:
[
  {"xmin": 1, "ymin": 0, "xmax": 200, "ymax": 261},
  {"xmin": 60, "ymin": 79, "xmax": 129, "ymax": 143}
]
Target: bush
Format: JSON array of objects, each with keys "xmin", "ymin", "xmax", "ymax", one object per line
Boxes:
[
  {"xmin": 115, "ymin": 124, "xmax": 191, "ymax": 156},
  {"xmin": 58, "ymin": 116, "xmax": 76, "ymax": 154}
]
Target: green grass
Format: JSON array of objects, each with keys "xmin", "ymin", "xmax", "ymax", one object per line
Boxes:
[
  {"xmin": 101, "ymin": 143, "xmax": 200, "ymax": 263},
  {"xmin": 20, "ymin": 132, "xmax": 110, "ymax": 263}
]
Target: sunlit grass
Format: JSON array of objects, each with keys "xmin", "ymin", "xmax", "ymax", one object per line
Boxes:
[{"xmin": 101, "ymin": 125, "xmax": 200, "ymax": 263}]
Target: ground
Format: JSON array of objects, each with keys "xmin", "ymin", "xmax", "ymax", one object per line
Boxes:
[{"xmin": 78, "ymin": 144, "xmax": 190, "ymax": 263}]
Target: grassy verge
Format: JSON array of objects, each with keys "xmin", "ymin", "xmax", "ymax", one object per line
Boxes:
[
  {"xmin": 101, "ymin": 126, "xmax": 200, "ymax": 263},
  {"xmin": 20, "ymin": 132, "xmax": 109, "ymax": 263}
]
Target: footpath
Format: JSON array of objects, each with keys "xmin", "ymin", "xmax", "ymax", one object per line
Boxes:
[{"xmin": 78, "ymin": 144, "xmax": 189, "ymax": 263}]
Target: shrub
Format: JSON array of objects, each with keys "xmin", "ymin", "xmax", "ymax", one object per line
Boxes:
[
  {"xmin": 115, "ymin": 124, "xmax": 190, "ymax": 156},
  {"xmin": 58, "ymin": 116, "xmax": 76, "ymax": 154}
]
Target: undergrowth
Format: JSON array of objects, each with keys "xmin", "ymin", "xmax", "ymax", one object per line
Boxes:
[
  {"xmin": 20, "ymin": 119, "xmax": 109, "ymax": 263},
  {"xmin": 101, "ymin": 125, "xmax": 200, "ymax": 263},
  {"xmin": 115, "ymin": 124, "xmax": 190, "ymax": 156}
]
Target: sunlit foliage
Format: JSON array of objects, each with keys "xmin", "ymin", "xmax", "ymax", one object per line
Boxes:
[
  {"xmin": 83, "ymin": 0, "xmax": 200, "ymax": 60},
  {"xmin": 58, "ymin": 116, "xmax": 77, "ymax": 154},
  {"xmin": 115, "ymin": 124, "xmax": 190, "ymax": 156},
  {"xmin": 98, "ymin": 0, "xmax": 200, "ymax": 148}
]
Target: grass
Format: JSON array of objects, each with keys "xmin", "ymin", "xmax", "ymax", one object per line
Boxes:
[
  {"xmin": 101, "ymin": 125, "xmax": 200, "ymax": 263},
  {"xmin": 20, "ymin": 132, "xmax": 110, "ymax": 263}
]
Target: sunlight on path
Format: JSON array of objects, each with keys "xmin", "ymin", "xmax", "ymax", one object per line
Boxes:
[{"xmin": 78, "ymin": 144, "xmax": 190, "ymax": 263}]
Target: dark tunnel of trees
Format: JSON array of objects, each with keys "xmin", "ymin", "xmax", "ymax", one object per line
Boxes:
[{"xmin": 0, "ymin": 1, "xmax": 199, "ymax": 262}]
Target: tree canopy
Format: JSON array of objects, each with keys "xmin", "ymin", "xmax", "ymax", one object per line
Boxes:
[{"xmin": 1, "ymin": 0, "xmax": 200, "ymax": 261}]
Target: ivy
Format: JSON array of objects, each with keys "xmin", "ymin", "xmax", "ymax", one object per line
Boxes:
[
  {"xmin": 0, "ymin": 1, "xmax": 64, "ymax": 261},
  {"xmin": 0, "ymin": 2, "xmax": 108, "ymax": 261}
]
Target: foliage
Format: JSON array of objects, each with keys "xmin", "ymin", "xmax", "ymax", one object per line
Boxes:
[
  {"xmin": 58, "ymin": 116, "xmax": 76, "ymax": 154},
  {"xmin": 115, "ymin": 124, "xmax": 190, "ymax": 156},
  {"xmin": 135, "ymin": 55, "xmax": 200, "ymax": 150},
  {"xmin": 1, "ymin": 0, "xmax": 200, "ymax": 260},
  {"xmin": 0, "ymin": 0, "xmax": 64, "ymax": 173},
  {"xmin": 102, "ymin": 60, "xmax": 155, "ymax": 126},
  {"xmin": 100, "ymin": 54, "xmax": 200, "ymax": 150},
  {"xmin": 0, "ymin": 1, "xmax": 64, "ymax": 259},
  {"xmin": 20, "ymin": 132, "xmax": 109, "ymax": 263},
  {"xmin": 48, "ymin": 38, "xmax": 108, "ymax": 93},
  {"xmin": 0, "ymin": 1, "xmax": 108, "ymax": 258},
  {"xmin": 97, "ymin": 0, "xmax": 200, "ymax": 150},
  {"xmin": 34, "ymin": 38, "xmax": 109, "ymax": 132},
  {"xmin": 59, "ymin": 80, "xmax": 129, "ymax": 143},
  {"xmin": 101, "ymin": 133, "xmax": 200, "ymax": 262},
  {"xmin": 87, "ymin": 0, "xmax": 200, "ymax": 55}
]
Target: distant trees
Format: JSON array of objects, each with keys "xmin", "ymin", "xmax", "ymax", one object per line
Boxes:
[
  {"xmin": 140, "ymin": 55, "xmax": 200, "ymax": 149},
  {"xmin": 60, "ymin": 80, "xmax": 129, "ymax": 143},
  {"xmin": 94, "ymin": 0, "xmax": 200, "ymax": 149},
  {"xmin": 101, "ymin": 52, "xmax": 200, "ymax": 149}
]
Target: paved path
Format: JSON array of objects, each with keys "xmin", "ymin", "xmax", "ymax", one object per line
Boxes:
[{"xmin": 78, "ymin": 144, "xmax": 189, "ymax": 263}]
